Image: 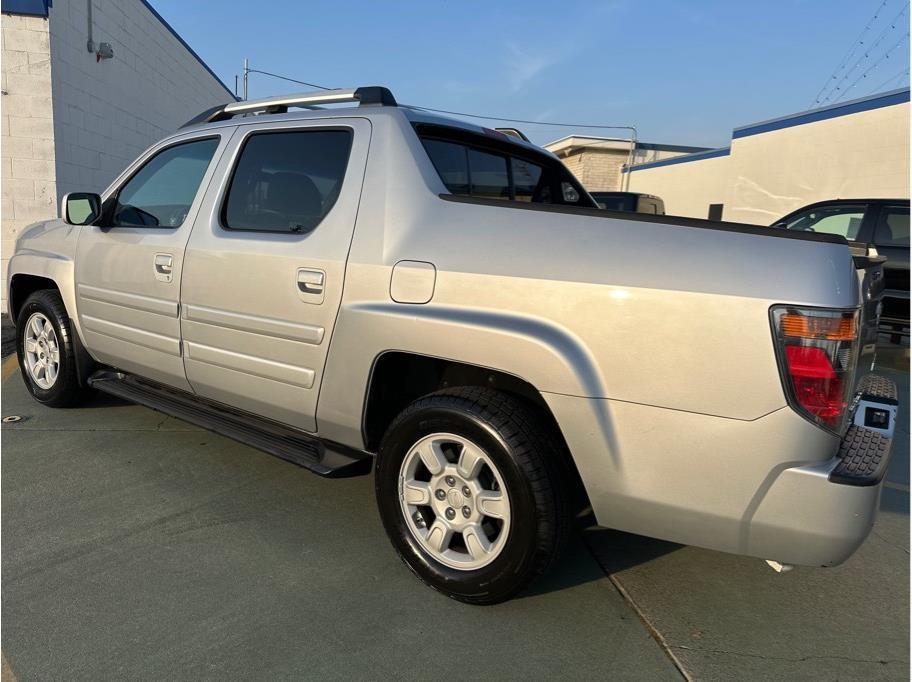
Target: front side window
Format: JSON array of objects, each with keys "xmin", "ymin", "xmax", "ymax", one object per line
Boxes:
[
  {"xmin": 784, "ymin": 204, "xmax": 866, "ymax": 240},
  {"xmin": 419, "ymin": 127, "xmax": 592, "ymax": 207},
  {"xmin": 112, "ymin": 138, "xmax": 219, "ymax": 228},
  {"xmin": 873, "ymin": 206, "xmax": 910, "ymax": 247},
  {"xmin": 223, "ymin": 129, "xmax": 353, "ymax": 233}
]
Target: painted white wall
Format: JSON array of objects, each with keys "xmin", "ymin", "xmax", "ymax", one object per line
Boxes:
[
  {"xmin": 627, "ymin": 154, "xmax": 730, "ymax": 220},
  {"xmin": 49, "ymin": 0, "xmax": 234, "ymax": 200},
  {"xmin": 627, "ymin": 98, "xmax": 910, "ymax": 223},
  {"xmin": 723, "ymin": 102, "xmax": 910, "ymax": 224},
  {"xmin": 1, "ymin": 12, "xmax": 56, "ymax": 306}
]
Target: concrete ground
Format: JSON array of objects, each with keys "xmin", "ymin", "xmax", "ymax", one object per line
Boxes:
[{"xmin": 1, "ymin": 341, "xmax": 908, "ymax": 680}]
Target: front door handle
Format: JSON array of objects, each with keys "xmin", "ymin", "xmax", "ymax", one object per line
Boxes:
[
  {"xmin": 297, "ymin": 268, "xmax": 325, "ymax": 301},
  {"xmin": 154, "ymin": 253, "xmax": 173, "ymax": 282}
]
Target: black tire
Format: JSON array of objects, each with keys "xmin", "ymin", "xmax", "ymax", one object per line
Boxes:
[
  {"xmin": 375, "ymin": 386, "xmax": 570, "ymax": 604},
  {"xmin": 16, "ymin": 289, "xmax": 89, "ymax": 407}
]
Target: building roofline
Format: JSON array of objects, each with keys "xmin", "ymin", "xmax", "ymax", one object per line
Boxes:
[
  {"xmin": 733, "ymin": 87, "xmax": 909, "ymax": 138},
  {"xmin": 139, "ymin": 0, "xmax": 237, "ymax": 101},
  {"xmin": 623, "ymin": 146, "xmax": 730, "ymax": 173},
  {"xmin": 624, "ymin": 86, "xmax": 910, "ymax": 173},
  {"xmin": 544, "ymin": 134, "xmax": 711, "ymax": 154},
  {"xmin": 3, "ymin": 0, "xmax": 236, "ymax": 100}
]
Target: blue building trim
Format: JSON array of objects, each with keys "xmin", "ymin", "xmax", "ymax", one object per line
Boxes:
[
  {"xmin": 1, "ymin": 0, "xmax": 51, "ymax": 17},
  {"xmin": 623, "ymin": 147, "xmax": 730, "ymax": 173},
  {"xmin": 138, "ymin": 0, "xmax": 237, "ymax": 100},
  {"xmin": 733, "ymin": 87, "xmax": 910, "ymax": 139},
  {"xmin": 624, "ymin": 86, "xmax": 909, "ymax": 173}
]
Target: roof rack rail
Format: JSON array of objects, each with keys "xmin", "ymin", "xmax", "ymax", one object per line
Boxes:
[
  {"xmin": 181, "ymin": 86, "xmax": 397, "ymax": 128},
  {"xmin": 494, "ymin": 127, "xmax": 530, "ymax": 142}
]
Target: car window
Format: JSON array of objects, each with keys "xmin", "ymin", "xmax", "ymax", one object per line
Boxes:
[
  {"xmin": 419, "ymin": 127, "xmax": 592, "ymax": 207},
  {"xmin": 421, "ymin": 140, "xmax": 469, "ymax": 194},
  {"xmin": 783, "ymin": 204, "xmax": 866, "ymax": 240},
  {"xmin": 512, "ymin": 158, "xmax": 542, "ymax": 202},
  {"xmin": 468, "ymin": 148, "xmax": 509, "ymax": 200},
  {"xmin": 873, "ymin": 206, "xmax": 910, "ymax": 247},
  {"xmin": 223, "ymin": 129, "xmax": 353, "ymax": 233},
  {"xmin": 112, "ymin": 138, "xmax": 219, "ymax": 228}
]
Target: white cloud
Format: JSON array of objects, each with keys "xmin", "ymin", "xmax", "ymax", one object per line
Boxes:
[{"xmin": 504, "ymin": 41, "xmax": 561, "ymax": 93}]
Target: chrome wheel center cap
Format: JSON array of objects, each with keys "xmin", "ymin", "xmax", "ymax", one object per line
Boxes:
[{"xmin": 446, "ymin": 488, "xmax": 464, "ymax": 509}]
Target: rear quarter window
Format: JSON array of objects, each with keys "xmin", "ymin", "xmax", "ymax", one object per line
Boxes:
[{"xmin": 418, "ymin": 125, "xmax": 592, "ymax": 208}]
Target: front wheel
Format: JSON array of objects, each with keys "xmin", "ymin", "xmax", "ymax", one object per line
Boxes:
[
  {"xmin": 16, "ymin": 289, "xmax": 89, "ymax": 407},
  {"xmin": 375, "ymin": 387, "xmax": 570, "ymax": 604}
]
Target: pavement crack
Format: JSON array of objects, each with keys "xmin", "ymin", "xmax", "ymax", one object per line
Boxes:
[
  {"xmin": 670, "ymin": 644, "xmax": 906, "ymax": 666},
  {"xmin": 870, "ymin": 528, "xmax": 910, "ymax": 554}
]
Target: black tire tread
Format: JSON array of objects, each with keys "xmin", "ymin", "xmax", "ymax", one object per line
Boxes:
[
  {"xmin": 381, "ymin": 386, "xmax": 571, "ymax": 604},
  {"xmin": 17, "ymin": 288, "xmax": 87, "ymax": 407}
]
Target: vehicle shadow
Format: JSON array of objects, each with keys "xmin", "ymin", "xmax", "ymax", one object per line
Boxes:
[{"xmin": 518, "ymin": 512, "xmax": 682, "ymax": 599}]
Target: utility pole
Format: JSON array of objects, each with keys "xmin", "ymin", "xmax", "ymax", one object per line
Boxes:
[{"xmin": 243, "ymin": 58, "xmax": 249, "ymax": 101}]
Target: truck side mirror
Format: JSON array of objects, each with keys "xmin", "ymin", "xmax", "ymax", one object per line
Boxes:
[{"xmin": 62, "ymin": 192, "xmax": 102, "ymax": 225}]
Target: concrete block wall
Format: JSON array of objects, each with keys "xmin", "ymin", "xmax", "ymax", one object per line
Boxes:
[
  {"xmin": 49, "ymin": 0, "xmax": 234, "ymax": 199},
  {"xmin": 1, "ymin": 12, "xmax": 57, "ymax": 305}
]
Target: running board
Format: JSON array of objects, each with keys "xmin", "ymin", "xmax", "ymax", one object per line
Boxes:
[{"xmin": 87, "ymin": 370, "xmax": 372, "ymax": 478}]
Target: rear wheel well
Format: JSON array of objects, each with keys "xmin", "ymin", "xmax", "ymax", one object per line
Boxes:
[
  {"xmin": 364, "ymin": 353, "xmax": 554, "ymax": 451},
  {"xmin": 363, "ymin": 352, "xmax": 588, "ymax": 509},
  {"xmin": 9, "ymin": 275, "xmax": 58, "ymax": 322}
]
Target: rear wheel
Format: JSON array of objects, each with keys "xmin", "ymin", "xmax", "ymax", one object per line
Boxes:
[
  {"xmin": 16, "ymin": 289, "xmax": 89, "ymax": 407},
  {"xmin": 375, "ymin": 387, "xmax": 570, "ymax": 604}
]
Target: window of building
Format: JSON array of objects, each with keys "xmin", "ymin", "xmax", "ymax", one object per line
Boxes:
[
  {"xmin": 223, "ymin": 129, "xmax": 353, "ymax": 233},
  {"xmin": 111, "ymin": 137, "xmax": 219, "ymax": 228}
]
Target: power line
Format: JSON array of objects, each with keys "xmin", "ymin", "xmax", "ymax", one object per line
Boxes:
[
  {"xmin": 245, "ymin": 68, "xmax": 332, "ymax": 91},
  {"xmin": 820, "ymin": 1, "xmax": 910, "ymax": 104},
  {"xmin": 834, "ymin": 31, "xmax": 910, "ymax": 101},
  {"xmin": 408, "ymin": 105, "xmax": 634, "ymax": 131},
  {"xmin": 812, "ymin": 0, "xmax": 891, "ymax": 106},
  {"xmin": 867, "ymin": 66, "xmax": 910, "ymax": 94},
  {"xmin": 244, "ymin": 66, "xmax": 636, "ymax": 131}
]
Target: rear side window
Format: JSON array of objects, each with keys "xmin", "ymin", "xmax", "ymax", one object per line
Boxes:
[
  {"xmin": 874, "ymin": 206, "xmax": 910, "ymax": 247},
  {"xmin": 223, "ymin": 129, "xmax": 353, "ymax": 233},
  {"xmin": 419, "ymin": 128, "xmax": 590, "ymax": 207}
]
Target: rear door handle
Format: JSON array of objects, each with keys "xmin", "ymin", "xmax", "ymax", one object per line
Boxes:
[
  {"xmin": 297, "ymin": 268, "xmax": 325, "ymax": 302},
  {"xmin": 154, "ymin": 253, "xmax": 173, "ymax": 282}
]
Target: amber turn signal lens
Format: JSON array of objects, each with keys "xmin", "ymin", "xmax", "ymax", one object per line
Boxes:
[{"xmin": 780, "ymin": 313, "xmax": 856, "ymax": 341}]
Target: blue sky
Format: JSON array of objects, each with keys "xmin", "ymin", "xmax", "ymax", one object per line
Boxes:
[{"xmin": 154, "ymin": 0, "xmax": 911, "ymax": 147}]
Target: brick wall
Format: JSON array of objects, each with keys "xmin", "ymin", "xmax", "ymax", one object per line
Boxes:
[
  {"xmin": 49, "ymin": 0, "xmax": 234, "ymax": 199},
  {"xmin": 562, "ymin": 148, "xmax": 628, "ymax": 191},
  {"xmin": 1, "ymin": 0, "xmax": 234, "ymax": 308},
  {"xmin": 1, "ymin": 12, "xmax": 57, "ymax": 306}
]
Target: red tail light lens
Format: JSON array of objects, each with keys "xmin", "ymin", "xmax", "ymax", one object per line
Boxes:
[{"xmin": 772, "ymin": 307, "xmax": 859, "ymax": 432}]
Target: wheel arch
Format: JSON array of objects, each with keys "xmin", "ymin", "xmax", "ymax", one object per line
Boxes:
[
  {"xmin": 9, "ymin": 273, "xmax": 59, "ymax": 323},
  {"xmin": 361, "ymin": 351, "xmax": 587, "ymax": 506},
  {"xmin": 362, "ymin": 351, "xmax": 556, "ymax": 451}
]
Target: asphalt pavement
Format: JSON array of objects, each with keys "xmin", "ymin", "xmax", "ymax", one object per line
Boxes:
[{"xmin": 1, "ymin": 347, "xmax": 908, "ymax": 680}]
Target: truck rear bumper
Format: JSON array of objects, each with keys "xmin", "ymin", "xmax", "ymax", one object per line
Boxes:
[{"xmin": 545, "ymin": 375, "xmax": 897, "ymax": 568}]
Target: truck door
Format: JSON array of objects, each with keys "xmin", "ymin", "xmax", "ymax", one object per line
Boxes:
[
  {"xmin": 179, "ymin": 118, "xmax": 370, "ymax": 432},
  {"xmin": 74, "ymin": 132, "xmax": 230, "ymax": 390}
]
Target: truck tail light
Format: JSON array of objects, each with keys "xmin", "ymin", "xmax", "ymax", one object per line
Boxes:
[{"xmin": 771, "ymin": 307, "xmax": 860, "ymax": 432}]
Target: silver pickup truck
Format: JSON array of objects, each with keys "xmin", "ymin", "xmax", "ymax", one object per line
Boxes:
[{"xmin": 8, "ymin": 86, "xmax": 898, "ymax": 604}]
